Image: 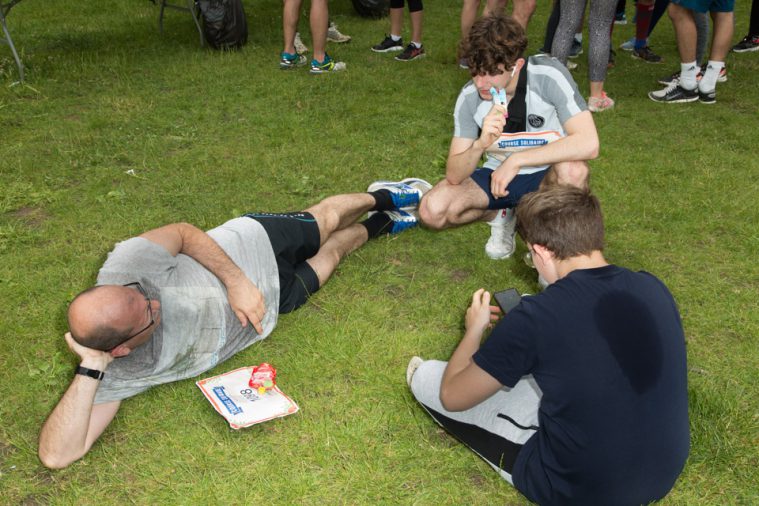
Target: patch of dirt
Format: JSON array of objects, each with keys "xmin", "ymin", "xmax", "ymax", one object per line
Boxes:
[
  {"xmin": 469, "ymin": 473, "xmax": 486, "ymax": 487},
  {"xmin": 449, "ymin": 269, "xmax": 470, "ymax": 282},
  {"xmin": 10, "ymin": 206, "xmax": 50, "ymax": 227}
]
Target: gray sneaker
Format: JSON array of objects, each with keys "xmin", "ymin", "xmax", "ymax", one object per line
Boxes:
[
  {"xmin": 327, "ymin": 22, "xmax": 351, "ymax": 43},
  {"xmin": 294, "ymin": 32, "xmax": 309, "ymax": 54}
]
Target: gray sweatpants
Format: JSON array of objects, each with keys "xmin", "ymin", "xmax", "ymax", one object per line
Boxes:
[{"xmin": 409, "ymin": 360, "xmax": 542, "ymax": 484}]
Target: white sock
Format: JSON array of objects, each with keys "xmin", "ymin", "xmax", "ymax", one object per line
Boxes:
[
  {"xmin": 679, "ymin": 61, "xmax": 698, "ymax": 90},
  {"xmin": 698, "ymin": 60, "xmax": 724, "ymax": 93},
  {"xmin": 411, "ymin": 41, "xmax": 422, "ymax": 49},
  {"xmin": 574, "ymin": 32, "xmax": 583, "ymax": 43},
  {"xmin": 390, "ymin": 34, "xmax": 401, "ymax": 42}
]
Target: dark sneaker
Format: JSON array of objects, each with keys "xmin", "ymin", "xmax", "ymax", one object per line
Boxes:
[
  {"xmin": 648, "ymin": 84, "xmax": 698, "ymax": 103},
  {"xmin": 280, "ymin": 52, "xmax": 306, "ymax": 70},
  {"xmin": 631, "ymin": 46, "xmax": 662, "ymax": 63},
  {"xmin": 658, "ymin": 70, "xmax": 680, "ymax": 86},
  {"xmin": 614, "ymin": 12, "xmax": 627, "ymax": 24},
  {"xmin": 569, "ymin": 39, "xmax": 583, "ymax": 58},
  {"xmin": 395, "ymin": 44, "xmax": 425, "ymax": 61},
  {"xmin": 372, "ymin": 35, "xmax": 403, "ymax": 53},
  {"xmin": 698, "ymin": 88, "xmax": 716, "ymax": 104},
  {"xmin": 458, "ymin": 57, "xmax": 469, "ymax": 69},
  {"xmin": 310, "ymin": 54, "xmax": 346, "ymax": 74},
  {"xmin": 732, "ymin": 34, "xmax": 759, "ymax": 53}
]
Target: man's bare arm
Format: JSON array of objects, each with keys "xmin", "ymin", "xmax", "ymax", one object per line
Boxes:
[
  {"xmin": 140, "ymin": 222, "xmax": 265, "ymax": 334},
  {"xmin": 439, "ymin": 289, "xmax": 503, "ymax": 412},
  {"xmin": 489, "ymin": 111, "xmax": 599, "ymax": 197},
  {"xmin": 446, "ymin": 104, "xmax": 507, "ymax": 185},
  {"xmin": 38, "ymin": 333, "xmax": 120, "ymax": 469}
]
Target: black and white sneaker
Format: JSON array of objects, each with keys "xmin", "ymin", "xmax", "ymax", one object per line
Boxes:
[
  {"xmin": 372, "ymin": 35, "xmax": 403, "ymax": 53},
  {"xmin": 648, "ymin": 83, "xmax": 698, "ymax": 103},
  {"xmin": 732, "ymin": 34, "xmax": 759, "ymax": 53},
  {"xmin": 698, "ymin": 88, "xmax": 716, "ymax": 104}
]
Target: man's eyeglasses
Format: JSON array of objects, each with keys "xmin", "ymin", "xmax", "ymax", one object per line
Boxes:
[{"xmin": 123, "ymin": 282, "xmax": 155, "ymax": 340}]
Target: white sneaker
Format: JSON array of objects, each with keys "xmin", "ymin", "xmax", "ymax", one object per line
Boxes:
[
  {"xmin": 485, "ymin": 208, "xmax": 516, "ymax": 259},
  {"xmin": 327, "ymin": 22, "xmax": 352, "ymax": 43},
  {"xmin": 294, "ymin": 32, "xmax": 309, "ymax": 54},
  {"xmin": 406, "ymin": 356, "xmax": 423, "ymax": 387}
]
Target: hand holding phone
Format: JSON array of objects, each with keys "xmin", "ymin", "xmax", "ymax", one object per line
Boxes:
[{"xmin": 493, "ymin": 288, "xmax": 521, "ymax": 314}]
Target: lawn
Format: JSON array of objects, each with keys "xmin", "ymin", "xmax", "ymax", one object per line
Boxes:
[{"xmin": 1, "ymin": 0, "xmax": 757, "ymax": 504}]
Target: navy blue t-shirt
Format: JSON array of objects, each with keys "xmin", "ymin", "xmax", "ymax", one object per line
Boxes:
[{"xmin": 473, "ymin": 265, "xmax": 689, "ymax": 506}]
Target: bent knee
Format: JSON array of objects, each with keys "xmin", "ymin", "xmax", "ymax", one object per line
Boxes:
[
  {"xmin": 553, "ymin": 161, "xmax": 589, "ymax": 189},
  {"xmin": 419, "ymin": 194, "xmax": 449, "ymax": 229}
]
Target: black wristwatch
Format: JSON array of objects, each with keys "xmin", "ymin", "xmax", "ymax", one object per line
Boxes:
[{"xmin": 75, "ymin": 365, "xmax": 105, "ymax": 381}]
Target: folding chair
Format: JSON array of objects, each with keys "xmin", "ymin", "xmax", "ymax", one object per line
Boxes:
[
  {"xmin": 1, "ymin": 0, "xmax": 24, "ymax": 81},
  {"xmin": 157, "ymin": 0, "xmax": 205, "ymax": 46}
]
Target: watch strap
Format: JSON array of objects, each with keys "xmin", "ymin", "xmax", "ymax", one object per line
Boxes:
[{"xmin": 75, "ymin": 365, "xmax": 105, "ymax": 380}]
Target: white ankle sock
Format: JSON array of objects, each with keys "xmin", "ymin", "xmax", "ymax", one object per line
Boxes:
[
  {"xmin": 679, "ymin": 61, "xmax": 698, "ymax": 90},
  {"xmin": 698, "ymin": 60, "xmax": 724, "ymax": 93},
  {"xmin": 390, "ymin": 34, "xmax": 401, "ymax": 42}
]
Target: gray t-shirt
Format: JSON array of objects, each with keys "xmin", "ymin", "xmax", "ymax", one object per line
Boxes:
[
  {"xmin": 93, "ymin": 217, "xmax": 279, "ymax": 404},
  {"xmin": 452, "ymin": 54, "xmax": 587, "ymax": 173}
]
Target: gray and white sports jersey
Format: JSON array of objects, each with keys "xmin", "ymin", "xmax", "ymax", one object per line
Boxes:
[
  {"xmin": 93, "ymin": 217, "xmax": 280, "ymax": 404},
  {"xmin": 452, "ymin": 55, "xmax": 587, "ymax": 173}
]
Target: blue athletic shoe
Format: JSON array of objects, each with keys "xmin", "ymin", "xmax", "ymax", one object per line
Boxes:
[
  {"xmin": 367, "ymin": 178, "xmax": 432, "ymax": 211},
  {"xmin": 620, "ymin": 37, "xmax": 636, "ymax": 51},
  {"xmin": 385, "ymin": 210, "xmax": 418, "ymax": 234}
]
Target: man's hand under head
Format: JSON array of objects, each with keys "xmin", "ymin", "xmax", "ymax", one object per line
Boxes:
[
  {"xmin": 65, "ymin": 332, "xmax": 114, "ymax": 370},
  {"xmin": 226, "ymin": 277, "xmax": 266, "ymax": 335}
]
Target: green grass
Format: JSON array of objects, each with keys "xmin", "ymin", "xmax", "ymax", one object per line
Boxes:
[{"xmin": 1, "ymin": 0, "xmax": 758, "ymax": 504}]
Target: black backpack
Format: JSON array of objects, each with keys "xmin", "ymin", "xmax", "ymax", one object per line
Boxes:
[{"xmin": 196, "ymin": 0, "xmax": 248, "ymax": 50}]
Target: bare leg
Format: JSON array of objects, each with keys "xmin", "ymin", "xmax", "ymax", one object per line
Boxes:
[
  {"xmin": 410, "ymin": 10, "xmax": 424, "ymax": 43},
  {"xmin": 708, "ymin": 11, "xmax": 734, "ymax": 61},
  {"xmin": 511, "ymin": 0, "xmax": 537, "ymax": 29},
  {"xmin": 304, "ymin": 193, "xmax": 376, "ymax": 246},
  {"xmin": 668, "ymin": 3, "xmax": 697, "ymax": 62},
  {"xmin": 390, "ymin": 7, "xmax": 404, "ymax": 36},
  {"xmin": 484, "ymin": 0, "xmax": 508, "ymax": 16},
  {"xmin": 283, "ymin": 0, "xmax": 303, "ymax": 54},
  {"xmin": 306, "ymin": 224, "xmax": 369, "ymax": 286},
  {"xmin": 418, "ymin": 179, "xmax": 495, "ymax": 230},
  {"xmin": 310, "ymin": 0, "xmax": 329, "ymax": 62},
  {"xmin": 461, "ymin": 0, "xmax": 482, "ymax": 42}
]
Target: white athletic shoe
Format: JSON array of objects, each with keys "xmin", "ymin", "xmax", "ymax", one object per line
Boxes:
[
  {"xmin": 406, "ymin": 356, "xmax": 423, "ymax": 387},
  {"xmin": 294, "ymin": 32, "xmax": 309, "ymax": 54},
  {"xmin": 485, "ymin": 208, "xmax": 516, "ymax": 259},
  {"xmin": 327, "ymin": 22, "xmax": 352, "ymax": 43},
  {"xmin": 367, "ymin": 177, "xmax": 432, "ymax": 216}
]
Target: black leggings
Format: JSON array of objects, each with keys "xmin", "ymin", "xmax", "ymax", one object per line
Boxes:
[{"xmin": 390, "ymin": 0, "xmax": 423, "ymax": 12}]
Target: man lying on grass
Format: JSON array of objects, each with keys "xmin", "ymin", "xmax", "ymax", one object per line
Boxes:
[
  {"xmin": 38, "ymin": 178, "xmax": 431, "ymax": 469},
  {"xmin": 408, "ymin": 186, "xmax": 690, "ymax": 505}
]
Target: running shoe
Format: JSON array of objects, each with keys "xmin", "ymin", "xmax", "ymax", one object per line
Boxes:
[
  {"xmin": 385, "ymin": 209, "xmax": 418, "ymax": 234},
  {"xmin": 372, "ymin": 35, "xmax": 404, "ymax": 53},
  {"xmin": 632, "ymin": 46, "xmax": 662, "ymax": 63},
  {"xmin": 698, "ymin": 88, "xmax": 716, "ymax": 104},
  {"xmin": 327, "ymin": 22, "xmax": 352, "ymax": 43},
  {"xmin": 485, "ymin": 208, "xmax": 516, "ymax": 260},
  {"xmin": 396, "ymin": 44, "xmax": 426, "ymax": 61},
  {"xmin": 588, "ymin": 92, "xmax": 615, "ymax": 112},
  {"xmin": 310, "ymin": 54, "xmax": 346, "ymax": 74},
  {"xmin": 732, "ymin": 34, "xmax": 759, "ymax": 53},
  {"xmin": 658, "ymin": 70, "xmax": 680, "ymax": 86},
  {"xmin": 700, "ymin": 63, "xmax": 727, "ymax": 82},
  {"xmin": 459, "ymin": 57, "xmax": 469, "ymax": 69},
  {"xmin": 569, "ymin": 39, "xmax": 583, "ymax": 58},
  {"xmin": 294, "ymin": 32, "xmax": 308, "ymax": 54},
  {"xmin": 367, "ymin": 178, "xmax": 432, "ymax": 212},
  {"xmin": 280, "ymin": 52, "xmax": 307, "ymax": 70},
  {"xmin": 406, "ymin": 356, "xmax": 423, "ymax": 387},
  {"xmin": 614, "ymin": 12, "xmax": 627, "ymax": 24},
  {"xmin": 620, "ymin": 37, "xmax": 636, "ymax": 51},
  {"xmin": 648, "ymin": 83, "xmax": 698, "ymax": 103}
]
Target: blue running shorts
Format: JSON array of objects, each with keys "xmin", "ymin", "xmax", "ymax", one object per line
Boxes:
[{"xmin": 470, "ymin": 168, "xmax": 548, "ymax": 209}]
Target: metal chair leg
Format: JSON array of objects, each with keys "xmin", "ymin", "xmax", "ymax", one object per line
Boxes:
[{"xmin": 1, "ymin": 1, "xmax": 24, "ymax": 81}]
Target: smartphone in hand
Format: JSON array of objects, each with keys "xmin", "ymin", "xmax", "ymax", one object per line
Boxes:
[{"xmin": 493, "ymin": 288, "xmax": 521, "ymax": 314}]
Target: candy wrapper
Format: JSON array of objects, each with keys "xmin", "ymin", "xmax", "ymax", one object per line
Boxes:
[
  {"xmin": 249, "ymin": 362, "xmax": 277, "ymax": 394},
  {"xmin": 197, "ymin": 365, "xmax": 298, "ymax": 429}
]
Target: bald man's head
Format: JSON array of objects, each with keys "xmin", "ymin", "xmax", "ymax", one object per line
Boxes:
[{"xmin": 68, "ymin": 285, "xmax": 137, "ymax": 351}]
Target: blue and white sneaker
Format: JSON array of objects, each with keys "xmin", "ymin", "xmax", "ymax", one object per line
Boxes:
[
  {"xmin": 280, "ymin": 51, "xmax": 307, "ymax": 70},
  {"xmin": 619, "ymin": 37, "xmax": 636, "ymax": 51},
  {"xmin": 385, "ymin": 209, "xmax": 418, "ymax": 234},
  {"xmin": 367, "ymin": 177, "xmax": 432, "ymax": 212}
]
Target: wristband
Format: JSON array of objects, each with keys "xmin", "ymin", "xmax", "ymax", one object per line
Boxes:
[{"xmin": 75, "ymin": 365, "xmax": 105, "ymax": 381}]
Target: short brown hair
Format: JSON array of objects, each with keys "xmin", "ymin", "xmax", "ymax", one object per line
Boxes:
[
  {"xmin": 515, "ymin": 187, "xmax": 605, "ymax": 260},
  {"xmin": 461, "ymin": 14, "xmax": 528, "ymax": 77}
]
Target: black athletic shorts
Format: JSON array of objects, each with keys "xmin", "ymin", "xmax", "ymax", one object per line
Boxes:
[
  {"xmin": 470, "ymin": 168, "xmax": 548, "ymax": 209},
  {"xmin": 243, "ymin": 212, "xmax": 321, "ymax": 314}
]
